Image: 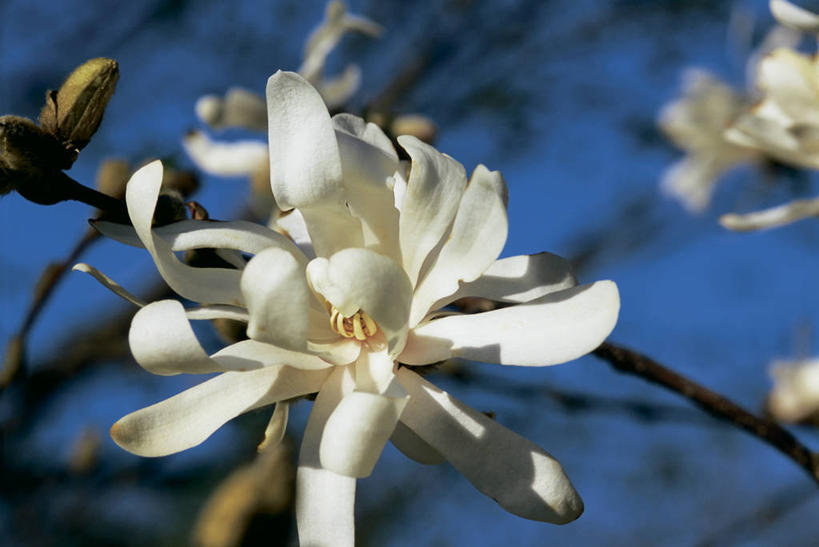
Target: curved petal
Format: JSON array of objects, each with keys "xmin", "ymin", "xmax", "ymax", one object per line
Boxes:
[
  {"xmin": 111, "ymin": 366, "xmax": 330, "ymax": 457},
  {"xmin": 318, "ymin": 64, "xmax": 361, "ymax": 109},
  {"xmin": 72, "ymin": 263, "xmax": 145, "ymax": 307},
  {"xmin": 720, "ymin": 197, "xmax": 819, "ymax": 231},
  {"xmin": 258, "ymin": 400, "xmax": 289, "ymax": 451},
  {"xmin": 126, "ymin": 161, "xmax": 243, "ymax": 306},
  {"xmin": 449, "ymin": 252, "xmax": 578, "ymax": 305},
  {"xmin": 182, "ymin": 131, "xmax": 268, "ymax": 176},
  {"xmin": 319, "ymin": 390, "xmax": 408, "ymax": 478},
  {"xmin": 129, "ymin": 301, "xmax": 332, "ymax": 375},
  {"xmin": 297, "ymin": 365, "xmax": 357, "ymax": 547},
  {"xmin": 241, "ymin": 246, "xmax": 315, "ymax": 352},
  {"xmin": 306, "ymin": 248, "xmax": 413, "ymax": 356},
  {"xmin": 389, "ymin": 420, "xmax": 445, "ymax": 465},
  {"xmin": 400, "ymin": 281, "xmax": 620, "ymax": 367},
  {"xmin": 266, "ymin": 71, "xmax": 362, "ymax": 256},
  {"xmin": 771, "ymin": 0, "xmax": 819, "ymax": 33},
  {"xmin": 93, "ymin": 218, "xmax": 303, "ymax": 257},
  {"xmin": 396, "ymin": 368, "xmax": 583, "ymax": 524},
  {"xmin": 332, "ymin": 113, "xmax": 398, "ymax": 160},
  {"xmin": 397, "ymin": 135, "xmax": 468, "ymax": 286},
  {"xmin": 409, "ymin": 165, "xmax": 508, "ymax": 326},
  {"xmin": 185, "ymin": 304, "xmax": 249, "ymax": 322},
  {"xmin": 335, "ymin": 126, "xmax": 401, "ymax": 261},
  {"xmin": 274, "ymin": 209, "xmax": 315, "ymax": 258}
]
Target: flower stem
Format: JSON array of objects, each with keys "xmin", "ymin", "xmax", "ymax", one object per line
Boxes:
[{"xmin": 593, "ymin": 341, "xmax": 819, "ymax": 485}]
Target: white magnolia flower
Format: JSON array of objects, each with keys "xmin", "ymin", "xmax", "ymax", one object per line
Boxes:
[
  {"xmin": 769, "ymin": 357, "xmax": 819, "ymax": 422},
  {"xmin": 82, "ymin": 71, "xmax": 619, "ymax": 546},
  {"xmin": 658, "ymin": 69, "xmax": 758, "ymax": 212},
  {"xmin": 770, "ymin": 0, "xmax": 819, "ymax": 34}
]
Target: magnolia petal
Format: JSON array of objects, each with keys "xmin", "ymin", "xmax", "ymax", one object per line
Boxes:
[
  {"xmin": 126, "ymin": 161, "xmax": 243, "ymax": 306},
  {"xmin": 755, "ymin": 49, "xmax": 819, "ymax": 127},
  {"xmin": 660, "ymin": 154, "xmax": 734, "ymax": 213},
  {"xmin": 397, "ymin": 135, "xmax": 468, "ymax": 286},
  {"xmin": 450, "ymin": 253, "xmax": 577, "ymax": 304},
  {"xmin": 93, "ymin": 218, "xmax": 301, "ymax": 257},
  {"xmin": 720, "ymin": 197, "xmax": 819, "ymax": 231},
  {"xmin": 320, "ymin": 390, "xmax": 408, "ymax": 478},
  {"xmin": 396, "ymin": 368, "xmax": 583, "ymax": 523},
  {"xmin": 111, "ymin": 366, "xmax": 330, "ymax": 457},
  {"xmin": 241, "ymin": 247, "xmax": 312, "ymax": 352},
  {"xmin": 183, "ymin": 131, "xmax": 268, "ymax": 176},
  {"xmin": 211, "ymin": 339, "xmax": 334, "ymax": 371},
  {"xmin": 275, "ymin": 209, "xmax": 315, "ymax": 258},
  {"xmin": 306, "ymin": 248, "xmax": 413, "ymax": 356},
  {"xmin": 770, "ymin": 0, "xmax": 819, "ymax": 33},
  {"xmin": 267, "ymin": 71, "xmax": 363, "ymax": 255},
  {"xmin": 72, "ymin": 263, "xmax": 145, "ymax": 307},
  {"xmin": 400, "ymin": 281, "xmax": 620, "ymax": 367},
  {"xmin": 258, "ymin": 401, "xmax": 289, "ymax": 452},
  {"xmin": 297, "ymin": 365, "xmax": 357, "ymax": 547},
  {"xmin": 409, "ymin": 165, "xmax": 508, "ymax": 326},
  {"xmin": 185, "ymin": 304, "xmax": 249, "ymax": 322},
  {"xmin": 390, "ymin": 420, "xmax": 445, "ymax": 465},
  {"xmin": 354, "ymin": 348, "xmax": 404, "ymax": 396},
  {"xmin": 333, "ymin": 113, "xmax": 398, "ymax": 160}
]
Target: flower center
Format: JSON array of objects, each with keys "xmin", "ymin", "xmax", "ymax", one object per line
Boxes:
[{"xmin": 328, "ymin": 305, "xmax": 378, "ymax": 341}]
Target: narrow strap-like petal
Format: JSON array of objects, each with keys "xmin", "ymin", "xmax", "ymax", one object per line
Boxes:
[
  {"xmin": 400, "ymin": 281, "xmax": 620, "ymax": 367},
  {"xmin": 93, "ymin": 218, "xmax": 303, "ymax": 257},
  {"xmin": 396, "ymin": 368, "xmax": 583, "ymax": 524},
  {"xmin": 409, "ymin": 165, "xmax": 508, "ymax": 326},
  {"xmin": 397, "ymin": 135, "xmax": 467, "ymax": 286},
  {"xmin": 389, "ymin": 420, "xmax": 445, "ymax": 465},
  {"xmin": 297, "ymin": 365, "xmax": 357, "ymax": 547},
  {"xmin": 111, "ymin": 366, "xmax": 330, "ymax": 457},
  {"xmin": 129, "ymin": 300, "xmax": 333, "ymax": 375},
  {"xmin": 126, "ymin": 161, "xmax": 243, "ymax": 306},
  {"xmin": 446, "ymin": 252, "xmax": 578, "ymax": 305},
  {"xmin": 266, "ymin": 71, "xmax": 363, "ymax": 256}
]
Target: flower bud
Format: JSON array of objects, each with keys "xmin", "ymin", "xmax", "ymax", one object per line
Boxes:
[
  {"xmin": 39, "ymin": 58, "xmax": 119, "ymax": 165},
  {"xmin": 391, "ymin": 114, "xmax": 437, "ymax": 144},
  {"xmin": 95, "ymin": 158, "xmax": 130, "ymax": 199}
]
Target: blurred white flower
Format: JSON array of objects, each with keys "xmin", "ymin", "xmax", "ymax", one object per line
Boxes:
[
  {"xmin": 769, "ymin": 357, "xmax": 819, "ymax": 422},
  {"xmin": 81, "ymin": 71, "xmax": 620, "ymax": 546},
  {"xmin": 770, "ymin": 0, "xmax": 819, "ymax": 34},
  {"xmin": 658, "ymin": 69, "xmax": 758, "ymax": 212},
  {"xmin": 719, "ymin": 196, "xmax": 819, "ymax": 230}
]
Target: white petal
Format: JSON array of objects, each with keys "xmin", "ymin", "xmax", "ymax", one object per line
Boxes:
[
  {"xmin": 755, "ymin": 49, "xmax": 819, "ymax": 127},
  {"xmin": 93, "ymin": 218, "xmax": 303, "ymax": 257},
  {"xmin": 258, "ymin": 401, "xmax": 289, "ymax": 451},
  {"xmin": 335, "ymin": 128, "xmax": 401, "ymax": 260},
  {"xmin": 409, "ymin": 165, "xmax": 508, "ymax": 326},
  {"xmin": 354, "ymin": 348, "xmax": 404, "ymax": 396},
  {"xmin": 389, "ymin": 420, "xmax": 445, "ymax": 465},
  {"xmin": 211, "ymin": 339, "xmax": 335, "ymax": 371},
  {"xmin": 332, "ymin": 113, "xmax": 398, "ymax": 160},
  {"xmin": 297, "ymin": 365, "xmax": 357, "ymax": 547},
  {"xmin": 126, "ymin": 161, "xmax": 243, "ymax": 306},
  {"xmin": 719, "ymin": 197, "xmax": 819, "ymax": 231},
  {"xmin": 320, "ymin": 390, "xmax": 408, "ymax": 478},
  {"xmin": 400, "ymin": 281, "xmax": 620, "ymax": 367},
  {"xmin": 397, "ymin": 135, "xmax": 468, "ymax": 285},
  {"xmin": 306, "ymin": 248, "xmax": 413, "ymax": 356},
  {"xmin": 275, "ymin": 209, "xmax": 315, "ymax": 259},
  {"xmin": 184, "ymin": 304, "xmax": 249, "ymax": 322},
  {"xmin": 396, "ymin": 368, "xmax": 583, "ymax": 523},
  {"xmin": 129, "ymin": 301, "xmax": 331, "ymax": 375},
  {"xmin": 111, "ymin": 366, "xmax": 330, "ymax": 457},
  {"xmin": 450, "ymin": 252, "xmax": 577, "ymax": 304},
  {"xmin": 770, "ymin": 0, "xmax": 819, "ymax": 33},
  {"xmin": 72, "ymin": 263, "xmax": 145, "ymax": 307},
  {"xmin": 266, "ymin": 71, "xmax": 363, "ymax": 256},
  {"xmin": 241, "ymin": 246, "xmax": 314, "ymax": 352},
  {"xmin": 182, "ymin": 131, "xmax": 268, "ymax": 176}
]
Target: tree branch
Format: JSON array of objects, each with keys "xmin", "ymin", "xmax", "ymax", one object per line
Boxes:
[{"xmin": 593, "ymin": 341, "xmax": 819, "ymax": 485}]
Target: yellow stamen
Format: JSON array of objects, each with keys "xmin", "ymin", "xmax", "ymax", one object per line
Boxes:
[{"xmin": 327, "ymin": 304, "xmax": 378, "ymax": 340}]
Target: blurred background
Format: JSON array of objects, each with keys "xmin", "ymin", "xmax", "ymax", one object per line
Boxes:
[{"xmin": 2, "ymin": 0, "xmax": 819, "ymax": 544}]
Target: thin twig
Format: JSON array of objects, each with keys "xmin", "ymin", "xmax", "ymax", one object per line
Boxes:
[{"xmin": 593, "ymin": 341, "xmax": 819, "ymax": 485}]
